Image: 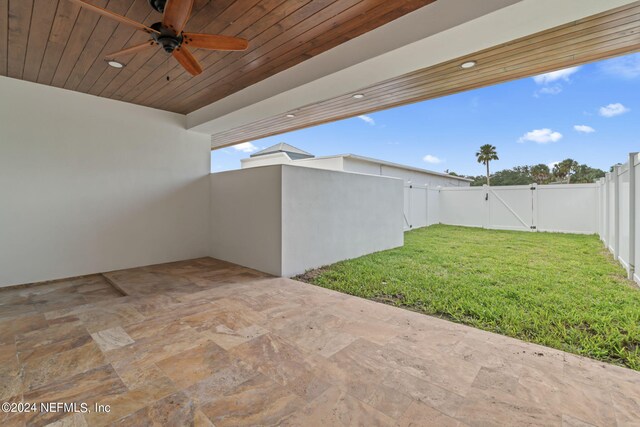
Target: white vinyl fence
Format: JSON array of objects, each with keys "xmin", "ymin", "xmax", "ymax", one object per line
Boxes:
[
  {"xmin": 597, "ymin": 152, "xmax": 639, "ymax": 282},
  {"xmin": 438, "ymin": 184, "xmax": 599, "ymax": 234},
  {"xmin": 403, "ymin": 183, "xmax": 440, "ymax": 230},
  {"xmin": 404, "ymin": 183, "xmax": 598, "ymax": 234}
]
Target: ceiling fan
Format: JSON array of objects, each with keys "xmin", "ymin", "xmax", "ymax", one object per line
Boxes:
[{"xmin": 69, "ymin": 0, "xmax": 249, "ymax": 76}]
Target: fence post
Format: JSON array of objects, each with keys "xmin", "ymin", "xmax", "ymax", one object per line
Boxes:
[
  {"xmin": 613, "ymin": 165, "xmax": 621, "ymax": 261},
  {"xmin": 425, "ymin": 184, "xmax": 429, "ymax": 227},
  {"xmin": 629, "ymin": 153, "xmax": 638, "ymax": 280},
  {"xmin": 605, "ymin": 174, "xmax": 611, "ymax": 250},
  {"xmin": 531, "ymin": 182, "xmax": 538, "ymax": 231},
  {"xmin": 482, "ymin": 184, "xmax": 489, "ymax": 229}
]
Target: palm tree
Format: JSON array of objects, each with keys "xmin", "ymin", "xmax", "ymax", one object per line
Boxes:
[
  {"xmin": 475, "ymin": 144, "xmax": 499, "ymax": 185},
  {"xmin": 552, "ymin": 158, "xmax": 578, "ymax": 184},
  {"xmin": 530, "ymin": 163, "xmax": 551, "ymax": 184}
]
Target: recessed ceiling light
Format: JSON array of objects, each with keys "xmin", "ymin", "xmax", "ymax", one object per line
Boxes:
[
  {"xmin": 107, "ymin": 60, "xmax": 124, "ymax": 69},
  {"xmin": 353, "ymin": 93, "xmax": 365, "ymax": 99},
  {"xmin": 460, "ymin": 61, "xmax": 477, "ymax": 69},
  {"xmin": 286, "ymin": 114, "xmax": 295, "ymax": 118}
]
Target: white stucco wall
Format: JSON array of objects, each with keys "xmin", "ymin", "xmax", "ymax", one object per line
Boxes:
[
  {"xmin": 209, "ymin": 167, "xmax": 283, "ymax": 276},
  {"xmin": 209, "ymin": 165, "xmax": 403, "ymax": 277},
  {"xmin": 0, "ymin": 76, "xmax": 211, "ymax": 288},
  {"xmin": 281, "ymin": 165, "xmax": 404, "ymax": 277}
]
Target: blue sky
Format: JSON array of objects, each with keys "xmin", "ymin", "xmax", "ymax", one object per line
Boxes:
[{"xmin": 211, "ymin": 52, "xmax": 640, "ymax": 176}]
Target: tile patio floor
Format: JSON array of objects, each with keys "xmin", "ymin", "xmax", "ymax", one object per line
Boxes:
[{"xmin": 1, "ymin": 257, "xmax": 639, "ymax": 426}]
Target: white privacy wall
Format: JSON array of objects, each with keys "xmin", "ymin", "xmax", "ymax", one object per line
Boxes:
[
  {"xmin": 281, "ymin": 165, "xmax": 404, "ymax": 277},
  {"xmin": 597, "ymin": 153, "xmax": 640, "ymax": 282},
  {"xmin": 210, "ymin": 165, "xmax": 404, "ymax": 277},
  {"xmin": 209, "ymin": 167, "xmax": 283, "ymax": 275},
  {"xmin": 0, "ymin": 77, "xmax": 211, "ymax": 288}
]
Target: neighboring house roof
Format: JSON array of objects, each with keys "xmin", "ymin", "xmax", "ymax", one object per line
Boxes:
[
  {"xmin": 307, "ymin": 154, "xmax": 473, "ymax": 182},
  {"xmin": 250, "ymin": 142, "xmax": 315, "ymax": 159}
]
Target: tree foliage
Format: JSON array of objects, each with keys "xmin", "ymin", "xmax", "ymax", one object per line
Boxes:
[
  {"xmin": 462, "ymin": 159, "xmax": 605, "ymax": 186},
  {"xmin": 475, "ymin": 144, "xmax": 499, "ymax": 185}
]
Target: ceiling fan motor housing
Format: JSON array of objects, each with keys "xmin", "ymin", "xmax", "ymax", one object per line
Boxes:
[
  {"xmin": 150, "ymin": 22, "xmax": 184, "ymax": 53},
  {"xmin": 147, "ymin": 0, "xmax": 167, "ymax": 13}
]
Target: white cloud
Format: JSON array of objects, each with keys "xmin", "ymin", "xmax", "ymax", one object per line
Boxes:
[
  {"xmin": 573, "ymin": 125, "xmax": 595, "ymax": 133},
  {"xmin": 599, "ymin": 103, "xmax": 630, "ymax": 118},
  {"xmin": 535, "ymin": 85, "xmax": 563, "ymax": 96},
  {"xmin": 532, "ymin": 67, "xmax": 580, "ymax": 85},
  {"xmin": 232, "ymin": 142, "xmax": 259, "ymax": 153},
  {"xmin": 518, "ymin": 128, "xmax": 563, "ymax": 144},
  {"xmin": 600, "ymin": 53, "xmax": 640, "ymax": 79},
  {"xmin": 548, "ymin": 161, "xmax": 560, "ymax": 169},
  {"xmin": 423, "ymin": 155, "xmax": 443, "ymax": 164},
  {"xmin": 357, "ymin": 115, "xmax": 375, "ymax": 125}
]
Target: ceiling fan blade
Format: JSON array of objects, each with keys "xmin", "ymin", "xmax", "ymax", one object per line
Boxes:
[
  {"xmin": 173, "ymin": 47, "xmax": 202, "ymax": 76},
  {"xmin": 163, "ymin": 0, "xmax": 194, "ymax": 34},
  {"xmin": 68, "ymin": 0, "xmax": 159, "ymax": 34},
  {"xmin": 183, "ymin": 33, "xmax": 249, "ymax": 51},
  {"xmin": 106, "ymin": 41, "xmax": 156, "ymax": 59}
]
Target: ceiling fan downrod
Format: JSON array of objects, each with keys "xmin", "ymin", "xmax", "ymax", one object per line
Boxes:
[{"xmin": 148, "ymin": 0, "xmax": 167, "ymax": 13}]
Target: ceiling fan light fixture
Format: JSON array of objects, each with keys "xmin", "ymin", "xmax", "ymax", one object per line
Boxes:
[
  {"xmin": 460, "ymin": 60, "xmax": 477, "ymax": 69},
  {"xmin": 353, "ymin": 93, "xmax": 365, "ymax": 99},
  {"xmin": 107, "ymin": 60, "xmax": 124, "ymax": 69}
]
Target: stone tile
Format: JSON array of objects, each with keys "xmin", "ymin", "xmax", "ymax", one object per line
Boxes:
[
  {"xmin": 23, "ymin": 365, "xmax": 126, "ymax": 426},
  {"xmin": 199, "ymin": 374, "xmax": 305, "ymax": 427},
  {"xmin": 193, "ymin": 410, "xmax": 215, "ymax": 427},
  {"xmin": 83, "ymin": 375, "xmax": 177, "ymax": 426},
  {"xmin": 16, "ymin": 319, "xmax": 88, "ymax": 352},
  {"xmin": 397, "ymin": 401, "xmax": 464, "ymax": 427},
  {"xmin": 454, "ymin": 387, "xmax": 562, "ymax": 426},
  {"xmin": 44, "ymin": 413, "xmax": 89, "ymax": 427},
  {"xmin": 0, "ymin": 354, "xmax": 23, "ymax": 402},
  {"xmin": 90, "ymin": 327, "xmax": 135, "ymax": 353},
  {"xmin": 108, "ymin": 391, "xmax": 196, "ymax": 426},
  {"xmin": 562, "ymin": 414, "xmax": 597, "ymax": 427},
  {"xmin": 156, "ymin": 341, "xmax": 230, "ymax": 389},
  {"xmin": 366, "ymin": 384, "xmax": 414, "ymax": 420},
  {"xmin": 470, "ymin": 366, "xmax": 520, "ymax": 400},
  {"xmin": 286, "ymin": 371, "xmax": 331, "ymax": 402},
  {"xmin": 18, "ymin": 334, "xmax": 94, "ymax": 366},
  {"xmin": 382, "ymin": 369, "xmax": 466, "ymax": 419},
  {"xmin": 608, "ymin": 375, "xmax": 640, "ymax": 426},
  {"xmin": 228, "ymin": 333, "xmax": 316, "ymax": 387},
  {"xmin": 281, "ymin": 386, "xmax": 395, "ymax": 426},
  {"xmin": 341, "ymin": 338, "xmax": 480, "ymax": 397},
  {"xmin": 273, "ymin": 310, "xmax": 358, "ymax": 357},
  {"xmin": 204, "ymin": 323, "xmax": 268, "ymax": 350},
  {"xmin": 183, "ymin": 361, "xmax": 259, "ymax": 406},
  {"xmin": 21, "ymin": 340, "xmax": 107, "ymax": 392},
  {"xmin": 105, "ymin": 326, "xmax": 210, "ymax": 367},
  {"xmin": 558, "ymin": 375, "xmax": 617, "ymax": 427},
  {"xmin": 111, "ymin": 362, "xmax": 167, "ymax": 390},
  {"xmin": 0, "ymin": 313, "xmax": 48, "ymax": 345},
  {"xmin": 74, "ymin": 305, "xmax": 145, "ymax": 334}
]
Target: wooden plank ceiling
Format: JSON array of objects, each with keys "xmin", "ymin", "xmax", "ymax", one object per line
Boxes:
[
  {"xmin": 210, "ymin": 1, "xmax": 640, "ymax": 148},
  {"xmin": 0, "ymin": 0, "xmax": 435, "ymax": 113}
]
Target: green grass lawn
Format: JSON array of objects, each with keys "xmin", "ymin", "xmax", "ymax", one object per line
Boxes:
[{"xmin": 295, "ymin": 225, "xmax": 640, "ymax": 370}]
